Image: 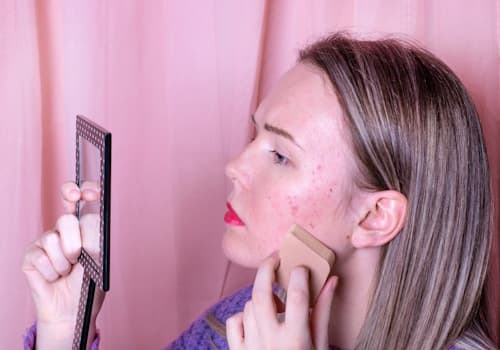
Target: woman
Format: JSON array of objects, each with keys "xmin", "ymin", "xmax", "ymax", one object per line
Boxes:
[{"xmin": 23, "ymin": 33, "xmax": 495, "ymax": 349}]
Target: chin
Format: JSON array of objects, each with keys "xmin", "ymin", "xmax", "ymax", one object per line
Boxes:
[{"xmin": 221, "ymin": 230, "xmax": 261, "ymax": 268}]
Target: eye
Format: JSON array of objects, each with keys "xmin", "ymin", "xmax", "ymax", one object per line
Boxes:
[{"xmin": 270, "ymin": 150, "xmax": 289, "ymax": 166}]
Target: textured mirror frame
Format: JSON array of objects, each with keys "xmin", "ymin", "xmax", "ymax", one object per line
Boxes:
[{"xmin": 73, "ymin": 115, "xmax": 111, "ymax": 350}]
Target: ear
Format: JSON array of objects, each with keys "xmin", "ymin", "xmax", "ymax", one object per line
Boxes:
[{"xmin": 351, "ymin": 190, "xmax": 407, "ymax": 249}]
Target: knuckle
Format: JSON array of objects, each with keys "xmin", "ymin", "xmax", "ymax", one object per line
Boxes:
[
  {"xmin": 55, "ymin": 259, "xmax": 71, "ymax": 275},
  {"xmin": 45, "ymin": 231, "xmax": 59, "ymax": 245},
  {"xmin": 40, "ymin": 230, "xmax": 58, "ymax": 248},
  {"xmin": 22, "ymin": 241, "xmax": 37, "ymax": 258},
  {"xmin": 286, "ymin": 288, "xmax": 309, "ymax": 306},
  {"xmin": 57, "ymin": 214, "xmax": 78, "ymax": 229},
  {"xmin": 35, "ymin": 250, "xmax": 50, "ymax": 269},
  {"xmin": 21, "ymin": 246, "xmax": 36, "ymax": 271}
]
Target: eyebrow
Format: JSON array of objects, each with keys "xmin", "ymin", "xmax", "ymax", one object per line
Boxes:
[{"xmin": 251, "ymin": 114, "xmax": 304, "ymax": 150}]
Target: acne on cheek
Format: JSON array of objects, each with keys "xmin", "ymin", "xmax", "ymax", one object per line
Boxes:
[
  {"xmin": 266, "ymin": 193, "xmax": 294, "ymax": 222},
  {"xmin": 311, "ymin": 163, "xmax": 326, "ymax": 185},
  {"xmin": 329, "ymin": 187, "xmax": 334, "ymax": 195},
  {"xmin": 301, "ymin": 186, "xmax": 337, "ymax": 231},
  {"xmin": 287, "ymin": 195, "xmax": 300, "ymax": 217},
  {"xmin": 287, "ymin": 198, "xmax": 316, "ymax": 231},
  {"xmin": 286, "ymin": 193, "xmax": 323, "ymax": 230}
]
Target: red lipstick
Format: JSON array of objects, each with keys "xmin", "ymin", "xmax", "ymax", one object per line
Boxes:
[{"xmin": 224, "ymin": 202, "xmax": 245, "ymax": 226}]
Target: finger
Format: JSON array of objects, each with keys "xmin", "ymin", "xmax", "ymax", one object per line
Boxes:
[
  {"xmin": 61, "ymin": 182, "xmax": 81, "ymax": 213},
  {"xmin": 311, "ymin": 276, "xmax": 338, "ymax": 350},
  {"xmin": 242, "ymin": 301, "xmax": 261, "ymax": 347},
  {"xmin": 81, "ymin": 181, "xmax": 100, "ymax": 202},
  {"xmin": 226, "ymin": 313, "xmax": 244, "ymax": 349},
  {"xmin": 39, "ymin": 231, "xmax": 71, "ymax": 276},
  {"xmin": 22, "ymin": 243, "xmax": 51, "ymax": 296},
  {"xmin": 252, "ymin": 253, "xmax": 280, "ymax": 326},
  {"xmin": 61, "ymin": 182, "xmax": 80, "ymax": 201},
  {"xmin": 56, "ymin": 214, "xmax": 82, "ymax": 264},
  {"xmin": 29, "ymin": 240, "xmax": 60, "ymax": 282},
  {"xmin": 284, "ymin": 266, "xmax": 311, "ymax": 331},
  {"xmin": 62, "ymin": 186, "xmax": 81, "ymax": 214}
]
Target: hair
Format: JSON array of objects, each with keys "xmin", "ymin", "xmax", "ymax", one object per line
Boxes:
[{"xmin": 298, "ymin": 32, "xmax": 495, "ymax": 349}]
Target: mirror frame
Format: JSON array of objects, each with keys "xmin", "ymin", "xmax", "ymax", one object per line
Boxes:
[
  {"xmin": 75, "ymin": 114, "xmax": 111, "ymax": 290},
  {"xmin": 73, "ymin": 115, "xmax": 111, "ymax": 349}
]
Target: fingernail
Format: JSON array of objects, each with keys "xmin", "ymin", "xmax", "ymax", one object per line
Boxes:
[
  {"xmin": 325, "ymin": 276, "xmax": 338, "ymax": 292},
  {"xmin": 291, "ymin": 266, "xmax": 309, "ymax": 285},
  {"xmin": 70, "ymin": 190, "xmax": 80, "ymax": 199},
  {"xmin": 268, "ymin": 250, "xmax": 279, "ymax": 259}
]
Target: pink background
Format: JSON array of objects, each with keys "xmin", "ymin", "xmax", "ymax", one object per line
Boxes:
[{"xmin": 2, "ymin": 1, "xmax": 499, "ymax": 348}]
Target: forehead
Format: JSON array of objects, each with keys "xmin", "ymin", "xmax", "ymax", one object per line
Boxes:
[{"xmin": 255, "ymin": 63, "xmax": 349, "ymax": 155}]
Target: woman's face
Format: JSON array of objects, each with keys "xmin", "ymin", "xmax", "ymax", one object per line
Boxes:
[{"xmin": 223, "ymin": 63, "xmax": 360, "ymax": 268}]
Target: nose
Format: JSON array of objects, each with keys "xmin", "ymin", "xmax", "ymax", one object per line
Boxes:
[{"xmin": 225, "ymin": 149, "xmax": 252, "ymax": 191}]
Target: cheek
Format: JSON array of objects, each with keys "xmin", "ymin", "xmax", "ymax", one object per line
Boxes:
[
  {"xmin": 284, "ymin": 192, "xmax": 325, "ymax": 231},
  {"xmin": 262, "ymin": 190, "xmax": 290, "ymax": 219},
  {"xmin": 287, "ymin": 180, "xmax": 340, "ymax": 231},
  {"xmin": 252, "ymin": 190, "xmax": 294, "ymax": 248},
  {"xmin": 287, "ymin": 195, "xmax": 300, "ymax": 217}
]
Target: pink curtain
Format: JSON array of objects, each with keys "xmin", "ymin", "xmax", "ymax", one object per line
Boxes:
[{"xmin": 2, "ymin": 0, "xmax": 498, "ymax": 348}]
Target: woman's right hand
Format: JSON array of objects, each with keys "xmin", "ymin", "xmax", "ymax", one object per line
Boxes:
[{"xmin": 22, "ymin": 182, "xmax": 103, "ymax": 349}]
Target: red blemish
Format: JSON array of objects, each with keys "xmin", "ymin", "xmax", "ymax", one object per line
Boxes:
[
  {"xmin": 316, "ymin": 164, "xmax": 322, "ymax": 171},
  {"xmin": 287, "ymin": 195, "xmax": 299, "ymax": 216}
]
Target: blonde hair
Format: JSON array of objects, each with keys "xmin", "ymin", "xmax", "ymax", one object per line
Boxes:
[{"xmin": 299, "ymin": 33, "xmax": 495, "ymax": 349}]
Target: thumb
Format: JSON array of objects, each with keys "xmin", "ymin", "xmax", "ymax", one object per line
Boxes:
[{"xmin": 311, "ymin": 276, "xmax": 338, "ymax": 350}]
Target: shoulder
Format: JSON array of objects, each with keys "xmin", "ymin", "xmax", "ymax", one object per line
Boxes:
[
  {"xmin": 209, "ymin": 284, "xmax": 253, "ymax": 322},
  {"xmin": 165, "ymin": 285, "xmax": 253, "ymax": 350}
]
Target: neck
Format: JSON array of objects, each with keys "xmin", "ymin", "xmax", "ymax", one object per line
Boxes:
[{"xmin": 328, "ymin": 248, "xmax": 380, "ymax": 349}]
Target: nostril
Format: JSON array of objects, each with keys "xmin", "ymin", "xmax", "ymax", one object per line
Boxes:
[
  {"xmin": 225, "ymin": 147, "xmax": 253, "ymax": 190},
  {"xmin": 225, "ymin": 160, "xmax": 250, "ymax": 190}
]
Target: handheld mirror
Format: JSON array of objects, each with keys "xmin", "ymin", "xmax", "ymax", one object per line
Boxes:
[{"xmin": 73, "ymin": 115, "xmax": 111, "ymax": 350}]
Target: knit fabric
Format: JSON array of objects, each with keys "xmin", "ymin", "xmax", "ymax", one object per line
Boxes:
[
  {"xmin": 166, "ymin": 285, "xmax": 253, "ymax": 350},
  {"xmin": 166, "ymin": 285, "xmax": 342, "ymax": 350},
  {"xmin": 23, "ymin": 285, "xmax": 461, "ymax": 349}
]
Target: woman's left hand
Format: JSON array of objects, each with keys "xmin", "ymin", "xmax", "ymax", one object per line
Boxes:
[{"xmin": 226, "ymin": 254, "xmax": 337, "ymax": 350}]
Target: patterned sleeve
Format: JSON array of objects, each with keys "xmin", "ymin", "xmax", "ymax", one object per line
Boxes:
[
  {"xmin": 23, "ymin": 322, "xmax": 100, "ymax": 350},
  {"xmin": 166, "ymin": 285, "xmax": 253, "ymax": 350}
]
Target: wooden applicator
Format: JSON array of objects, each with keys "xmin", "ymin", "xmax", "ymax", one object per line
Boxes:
[{"xmin": 276, "ymin": 224, "xmax": 336, "ymax": 308}]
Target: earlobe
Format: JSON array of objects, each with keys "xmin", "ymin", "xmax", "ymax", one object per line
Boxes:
[{"xmin": 350, "ymin": 191, "xmax": 407, "ymax": 249}]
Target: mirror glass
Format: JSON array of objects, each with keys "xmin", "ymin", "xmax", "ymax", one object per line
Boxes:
[{"xmin": 78, "ymin": 138, "xmax": 102, "ymax": 266}]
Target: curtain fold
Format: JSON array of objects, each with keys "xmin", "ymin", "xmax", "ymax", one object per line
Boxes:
[{"xmin": 2, "ymin": 1, "xmax": 498, "ymax": 347}]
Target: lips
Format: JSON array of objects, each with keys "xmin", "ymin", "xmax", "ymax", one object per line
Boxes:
[{"xmin": 224, "ymin": 202, "xmax": 245, "ymax": 226}]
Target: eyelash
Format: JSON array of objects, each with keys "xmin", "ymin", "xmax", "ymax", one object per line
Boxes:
[
  {"xmin": 270, "ymin": 150, "xmax": 289, "ymax": 166},
  {"xmin": 250, "ymin": 124, "xmax": 289, "ymax": 166}
]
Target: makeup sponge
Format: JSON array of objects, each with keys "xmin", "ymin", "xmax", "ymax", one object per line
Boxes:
[{"xmin": 276, "ymin": 224, "xmax": 335, "ymax": 306}]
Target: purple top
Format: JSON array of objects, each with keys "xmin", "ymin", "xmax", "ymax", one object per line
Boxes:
[
  {"xmin": 166, "ymin": 285, "xmax": 340, "ymax": 350},
  {"xmin": 166, "ymin": 285, "xmax": 253, "ymax": 350},
  {"xmin": 24, "ymin": 285, "xmax": 460, "ymax": 349}
]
